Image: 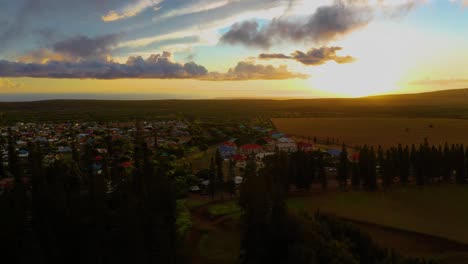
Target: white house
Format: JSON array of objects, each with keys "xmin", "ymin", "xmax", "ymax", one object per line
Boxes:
[{"xmin": 276, "ymin": 137, "xmax": 298, "ymax": 153}]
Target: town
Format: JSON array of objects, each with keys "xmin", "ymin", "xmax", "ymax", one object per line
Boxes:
[{"xmin": 0, "ymin": 119, "xmax": 345, "ymax": 195}]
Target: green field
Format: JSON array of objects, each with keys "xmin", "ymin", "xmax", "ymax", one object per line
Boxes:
[
  {"xmin": 287, "ymin": 185, "xmax": 468, "ymax": 244},
  {"xmin": 272, "ymin": 117, "xmax": 468, "ymax": 147}
]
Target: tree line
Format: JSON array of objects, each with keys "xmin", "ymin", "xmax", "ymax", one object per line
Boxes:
[
  {"xmin": 266, "ymin": 140, "xmax": 468, "ymax": 192},
  {"xmin": 237, "ymin": 152, "xmax": 438, "ymax": 264},
  {"xmin": 0, "ymin": 126, "xmax": 180, "ymax": 264}
]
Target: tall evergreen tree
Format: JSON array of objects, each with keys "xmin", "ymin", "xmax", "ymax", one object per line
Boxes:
[
  {"xmin": 368, "ymin": 147, "xmax": 378, "ymax": 191},
  {"xmin": 351, "ymin": 161, "xmax": 360, "ymax": 190},
  {"xmin": 382, "ymin": 150, "xmax": 393, "ymax": 189},
  {"xmin": 208, "ymin": 157, "xmax": 216, "ymax": 200},
  {"xmin": 338, "ymin": 144, "xmax": 349, "ymax": 191},
  {"xmin": 318, "ymin": 153, "xmax": 327, "ymax": 191},
  {"xmin": 215, "ymin": 149, "xmax": 225, "ymax": 199},
  {"xmin": 227, "ymin": 159, "xmax": 236, "ymax": 197}
]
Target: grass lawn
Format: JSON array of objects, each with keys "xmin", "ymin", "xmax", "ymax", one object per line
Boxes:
[
  {"xmin": 198, "ymin": 230, "xmax": 241, "ymax": 264},
  {"xmin": 207, "ymin": 201, "xmax": 242, "ymax": 221},
  {"xmin": 286, "ymin": 185, "xmax": 468, "ymax": 244},
  {"xmin": 186, "ymin": 145, "xmax": 218, "ymax": 171}
]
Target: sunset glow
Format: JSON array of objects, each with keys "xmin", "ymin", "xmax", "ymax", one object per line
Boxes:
[{"xmin": 1, "ymin": 0, "xmax": 468, "ymax": 100}]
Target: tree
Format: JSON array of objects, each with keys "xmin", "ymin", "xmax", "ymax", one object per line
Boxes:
[
  {"xmin": 215, "ymin": 149, "xmax": 225, "ymax": 199},
  {"xmin": 351, "ymin": 161, "xmax": 360, "ymax": 190},
  {"xmin": 208, "ymin": 157, "xmax": 216, "ymax": 200},
  {"xmin": 401, "ymin": 146, "xmax": 410, "ymax": 184},
  {"xmin": 382, "ymin": 150, "xmax": 393, "ymax": 190},
  {"xmin": 227, "ymin": 159, "xmax": 236, "ymax": 197},
  {"xmin": 368, "ymin": 147, "xmax": 377, "ymax": 191},
  {"xmin": 318, "ymin": 153, "xmax": 327, "ymax": 191},
  {"xmin": 338, "ymin": 144, "xmax": 349, "ymax": 191}
]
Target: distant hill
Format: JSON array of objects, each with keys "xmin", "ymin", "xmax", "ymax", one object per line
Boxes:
[{"xmin": 0, "ymin": 89, "xmax": 467, "ymax": 123}]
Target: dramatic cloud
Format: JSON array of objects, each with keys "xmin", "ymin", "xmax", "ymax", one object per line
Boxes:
[
  {"xmin": 0, "ymin": 52, "xmax": 305, "ymax": 80},
  {"xmin": 53, "ymin": 34, "xmax": 122, "ymax": 60},
  {"xmin": 19, "ymin": 49, "xmax": 76, "ymax": 64},
  {"xmin": 0, "ymin": 52, "xmax": 207, "ymax": 79},
  {"xmin": 0, "ymin": 0, "xmax": 126, "ymax": 51},
  {"xmin": 220, "ymin": 2, "xmax": 373, "ymax": 48},
  {"xmin": 259, "ymin": 46, "xmax": 355, "ymax": 66},
  {"xmin": 206, "ymin": 61, "xmax": 308, "ymax": 81}
]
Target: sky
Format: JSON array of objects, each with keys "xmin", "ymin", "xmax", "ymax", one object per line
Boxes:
[{"xmin": 1, "ymin": 0, "xmax": 468, "ymax": 100}]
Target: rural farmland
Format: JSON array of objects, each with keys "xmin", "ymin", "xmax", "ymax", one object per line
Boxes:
[{"xmin": 272, "ymin": 117, "xmax": 468, "ymax": 148}]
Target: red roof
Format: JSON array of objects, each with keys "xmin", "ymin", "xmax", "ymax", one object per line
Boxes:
[
  {"xmin": 119, "ymin": 161, "xmax": 133, "ymax": 168},
  {"xmin": 241, "ymin": 144, "xmax": 262, "ymax": 150},
  {"xmin": 232, "ymin": 154, "xmax": 247, "ymax": 161}
]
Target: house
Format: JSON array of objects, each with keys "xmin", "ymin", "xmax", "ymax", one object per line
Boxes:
[
  {"xmin": 327, "ymin": 149, "xmax": 341, "ymax": 157},
  {"xmin": 263, "ymin": 137, "xmax": 276, "ymax": 151},
  {"xmin": 218, "ymin": 144, "xmax": 236, "ymax": 159},
  {"xmin": 276, "ymin": 137, "xmax": 297, "ymax": 153},
  {"xmin": 232, "ymin": 154, "xmax": 247, "ymax": 168},
  {"xmin": 57, "ymin": 146, "xmax": 73, "ymax": 153},
  {"xmin": 240, "ymin": 144, "xmax": 263, "ymax": 154},
  {"xmin": 223, "ymin": 140, "xmax": 237, "ymax": 150},
  {"xmin": 297, "ymin": 142, "xmax": 315, "ymax": 152},
  {"xmin": 16, "ymin": 140, "xmax": 28, "ymax": 147}
]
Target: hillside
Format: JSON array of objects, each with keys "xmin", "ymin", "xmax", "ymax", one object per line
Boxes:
[{"xmin": 0, "ymin": 89, "xmax": 467, "ymax": 122}]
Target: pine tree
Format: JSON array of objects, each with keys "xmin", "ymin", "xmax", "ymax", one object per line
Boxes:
[
  {"xmin": 318, "ymin": 153, "xmax": 327, "ymax": 191},
  {"xmin": 338, "ymin": 144, "xmax": 349, "ymax": 191},
  {"xmin": 456, "ymin": 145, "xmax": 466, "ymax": 184},
  {"xmin": 415, "ymin": 145, "xmax": 425, "ymax": 186},
  {"xmin": 227, "ymin": 159, "xmax": 236, "ymax": 197},
  {"xmin": 239, "ymin": 153, "xmax": 288, "ymax": 264},
  {"xmin": 351, "ymin": 161, "xmax": 360, "ymax": 190},
  {"xmin": 401, "ymin": 146, "xmax": 410, "ymax": 184},
  {"xmin": 359, "ymin": 145, "xmax": 369, "ymax": 190},
  {"xmin": 208, "ymin": 157, "xmax": 216, "ymax": 200},
  {"xmin": 215, "ymin": 149, "xmax": 225, "ymax": 199},
  {"xmin": 443, "ymin": 142, "xmax": 451, "ymax": 182},
  {"xmin": 368, "ymin": 147, "xmax": 377, "ymax": 191}
]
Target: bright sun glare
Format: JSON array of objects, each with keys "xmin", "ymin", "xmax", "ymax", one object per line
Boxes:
[{"xmin": 305, "ymin": 21, "xmax": 434, "ymax": 97}]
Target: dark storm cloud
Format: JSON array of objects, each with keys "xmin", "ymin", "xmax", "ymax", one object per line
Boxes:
[
  {"xmin": 220, "ymin": 0, "xmax": 425, "ymax": 49},
  {"xmin": 259, "ymin": 46, "xmax": 355, "ymax": 66},
  {"xmin": 220, "ymin": 2, "xmax": 373, "ymax": 48},
  {"xmin": 0, "ymin": 52, "xmax": 305, "ymax": 80},
  {"xmin": 53, "ymin": 34, "xmax": 122, "ymax": 60}
]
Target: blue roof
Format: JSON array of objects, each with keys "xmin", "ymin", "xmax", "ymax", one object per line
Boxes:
[
  {"xmin": 327, "ymin": 149, "xmax": 341, "ymax": 157},
  {"xmin": 218, "ymin": 145, "xmax": 235, "ymax": 152},
  {"xmin": 272, "ymin": 133, "xmax": 285, "ymax": 139}
]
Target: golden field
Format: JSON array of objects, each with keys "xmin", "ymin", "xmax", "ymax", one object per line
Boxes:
[{"xmin": 272, "ymin": 117, "xmax": 468, "ymax": 148}]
